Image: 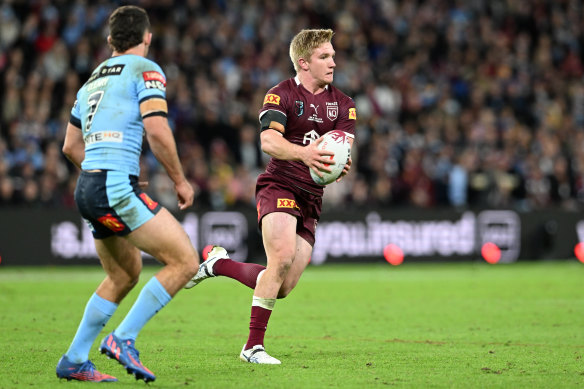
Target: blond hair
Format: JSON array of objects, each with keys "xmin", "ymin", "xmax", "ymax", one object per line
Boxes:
[{"xmin": 289, "ymin": 29, "xmax": 334, "ymax": 73}]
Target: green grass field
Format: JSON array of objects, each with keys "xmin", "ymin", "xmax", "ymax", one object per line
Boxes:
[{"xmin": 0, "ymin": 261, "xmax": 583, "ymax": 388}]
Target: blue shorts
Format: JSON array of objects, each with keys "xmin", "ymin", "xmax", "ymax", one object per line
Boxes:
[{"xmin": 75, "ymin": 170, "xmax": 162, "ymax": 239}]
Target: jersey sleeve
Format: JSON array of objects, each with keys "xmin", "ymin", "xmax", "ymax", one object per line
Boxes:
[
  {"xmin": 69, "ymin": 98, "xmax": 82, "ymax": 128},
  {"xmin": 258, "ymin": 84, "xmax": 289, "ymax": 131},
  {"xmin": 335, "ymin": 96, "xmax": 357, "ymax": 139},
  {"xmin": 136, "ymin": 61, "xmax": 168, "ymax": 119}
]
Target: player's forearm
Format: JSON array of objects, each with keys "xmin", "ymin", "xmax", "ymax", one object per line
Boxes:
[
  {"xmin": 62, "ymin": 123, "xmax": 85, "ymax": 169},
  {"xmin": 146, "ymin": 123, "xmax": 187, "ymax": 185},
  {"xmin": 260, "ymin": 130, "xmax": 306, "ymax": 161}
]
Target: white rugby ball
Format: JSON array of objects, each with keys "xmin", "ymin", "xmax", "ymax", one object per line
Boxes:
[{"xmin": 310, "ymin": 130, "xmax": 351, "ymax": 185}]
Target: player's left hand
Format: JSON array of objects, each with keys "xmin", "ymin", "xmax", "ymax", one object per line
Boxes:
[
  {"xmin": 175, "ymin": 179, "xmax": 195, "ymax": 210},
  {"xmin": 336, "ymin": 157, "xmax": 352, "ymax": 182},
  {"xmin": 139, "ymin": 181, "xmax": 149, "ymax": 189}
]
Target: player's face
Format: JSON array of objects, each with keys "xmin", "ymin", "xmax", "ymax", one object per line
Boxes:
[{"xmin": 308, "ymin": 42, "xmax": 336, "ymax": 86}]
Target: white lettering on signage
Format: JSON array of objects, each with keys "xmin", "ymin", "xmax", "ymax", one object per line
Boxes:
[{"xmin": 312, "ymin": 212, "xmax": 477, "ymax": 264}]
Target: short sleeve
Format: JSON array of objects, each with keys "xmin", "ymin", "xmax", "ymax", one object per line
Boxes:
[
  {"xmin": 70, "ymin": 98, "xmax": 81, "ymax": 128},
  {"xmin": 259, "ymin": 85, "xmax": 288, "ymax": 118},
  {"xmin": 136, "ymin": 62, "xmax": 167, "ymax": 103},
  {"xmin": 335, "ymin": 97, "xmax": 356, "ymax": 139}
]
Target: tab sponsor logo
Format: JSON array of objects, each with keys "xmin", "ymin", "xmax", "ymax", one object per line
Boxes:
[
  {"xmin": 142, "ymin": 71, "xmax": 166, "ymax": 85},
  {"xmin": 143, "ymin": 71, "xmax": 166, "ymax": 91},
  {"xmin": 84, "ymin": 131, "xmax": 123, "ymax": 145}
]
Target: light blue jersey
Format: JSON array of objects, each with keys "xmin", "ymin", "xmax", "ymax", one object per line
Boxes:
[{"xmin": 71, "ymin": 54, "xmax": 167, "ymax": 176}]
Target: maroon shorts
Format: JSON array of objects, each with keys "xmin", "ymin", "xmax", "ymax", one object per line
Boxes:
[{"xmin": 255, "ymin": 172, "xmax": 322, "ymax": 246}]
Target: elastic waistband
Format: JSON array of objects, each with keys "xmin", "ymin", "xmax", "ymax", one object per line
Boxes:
[{"xmin": 81, "ymin": 170, "xmax": 138, "ymax": 180}]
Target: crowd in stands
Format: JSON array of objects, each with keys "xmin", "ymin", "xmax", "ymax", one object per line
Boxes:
[{"xmin": 1, "ymin": 0, "xmax": 584, "ymax": 212}]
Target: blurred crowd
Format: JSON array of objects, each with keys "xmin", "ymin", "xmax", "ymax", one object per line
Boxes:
[{"xmin": 2, "ymin": 0, "xmax": 584, "ymax": 212}]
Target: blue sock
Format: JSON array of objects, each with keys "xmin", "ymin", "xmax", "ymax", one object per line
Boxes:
[
  {"xmin": 66, "ymin": 293, "xmax": 118, "ymax": 363},
  {"xmin": 114, "ymin": 277, "xmax": 171, "ymax": 341}
]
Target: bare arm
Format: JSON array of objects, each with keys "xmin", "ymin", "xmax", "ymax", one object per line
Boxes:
[
  {"xmin": 143, "ymin": 115, "xmax": 194, "ymax": 210},
  {"xmin": 260, "ymin": 124, "xmax": 335, "ymax": 178},
  {"xmin": 62, "ymin": 122, "xmax": 85, "ymax": 169}
]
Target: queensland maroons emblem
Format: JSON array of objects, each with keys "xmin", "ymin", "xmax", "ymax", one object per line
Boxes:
[
  {"xmin": 295, "ymin": 100, "xmax": 304, "ymax": 116},
  {"xmin": 327, "ymin": 105, "xmax": 338, "ymax": 121}
]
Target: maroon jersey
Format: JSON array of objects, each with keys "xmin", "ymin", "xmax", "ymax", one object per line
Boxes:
[{"xmin": 259, "ymin": 76, "xmax": 356, "ymax": 195}]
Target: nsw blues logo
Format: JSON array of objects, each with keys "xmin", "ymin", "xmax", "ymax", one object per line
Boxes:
[{"xmin": 295, "ymin": 100, "xmax": 304, "ymax": 116}]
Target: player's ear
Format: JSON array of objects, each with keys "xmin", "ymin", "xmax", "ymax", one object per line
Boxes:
[
  {"xmin": 144, "ymin": 31, "xmax": 152, "ymax": 46},
  {"xmin": 298, "ymin": 57, "xmax": 310, "ymax": 71}
]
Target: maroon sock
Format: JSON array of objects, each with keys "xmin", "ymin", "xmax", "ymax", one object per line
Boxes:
[
  {"xmin": 245, "ymin": 305, "xmax": 272, "ymax": 349},
  {"xmin": 213, "ymin": 259, "xmax": 266, "ymax": 289}
]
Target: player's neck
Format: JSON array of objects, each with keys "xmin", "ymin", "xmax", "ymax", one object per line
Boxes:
[
  {"xmin": 297, "ymin": 73, "xmax": 328, "ymax": 95},
  {"xmin": 112, "ymin": 43, "xmax": 147, "ymax": 58}
]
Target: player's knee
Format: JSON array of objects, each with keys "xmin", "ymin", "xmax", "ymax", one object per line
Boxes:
[
  {"xmin": 160, "ymin": 245, "xmax": 199, "ymax": 278},
  {"xmin": 124, "ymin": 269, "xmax": 140, "ymax": 287},
  {"xmin": 113, "ymin": 273, "xmax": 139, "ymax": 295},
  {"xmin": 271, "ymin": 248, "xmax": 294, "ymax": 269},
  {"xmin": 128, "ymin": 273, "xmax": 140, "ymax": 288},
  {"xmin": 177, "ymin": 250, "xmax": 199, "ymax": 279},
  {"xmin": 275, "ymin": 260, "xmax": 293, "ymax": 280},
  {"xmin": 183, "ymin": 256, "xmax": 199, "ymax": 279}
]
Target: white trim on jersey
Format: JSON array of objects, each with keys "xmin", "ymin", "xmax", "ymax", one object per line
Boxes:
[
  {"xmin": 294, "ymin": 75, "xmax": 328, "ymax": 89},
  {"xmin": 259, "ymin": 108, "xmax": 287, "ymax": 120}
]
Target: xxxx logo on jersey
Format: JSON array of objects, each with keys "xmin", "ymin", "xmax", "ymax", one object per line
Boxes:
[
  {"xmin": 264, "ymin": 94, "xmax": 280, "ymax": 105},
  {"xmin": 348, "ymin": 108, "xmax": 357, "ymax": 120},
  {"xmin": 277, "ymin": 198, "xmax": 299, "ymax": 209},
  {"xmin": 98, "ymin": 213, "xmax": 125, "ymax": 232}
]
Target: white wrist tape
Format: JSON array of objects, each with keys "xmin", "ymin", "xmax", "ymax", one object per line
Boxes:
[{"xmin": 252, "ymin": 295, "xmax": 276, "ymax": 310}]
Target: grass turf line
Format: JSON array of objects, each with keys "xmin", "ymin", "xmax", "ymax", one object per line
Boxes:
[{"xmin": 0, "ymin": 262, "xmax": 582, "ymax": 388}]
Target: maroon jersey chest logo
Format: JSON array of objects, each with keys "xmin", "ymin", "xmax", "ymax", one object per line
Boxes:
[
  {"xmin": 295, "ymin": 100, "xmax": 304, "ymax": 116},
  {"xmin": 326, "ymin": 102, "xmax": 338, "ymax": 121}
]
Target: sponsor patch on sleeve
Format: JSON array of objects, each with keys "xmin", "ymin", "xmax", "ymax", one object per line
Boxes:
[
  {"xmin": 142, "ymin": 71, "xmax": 166, "ymax": 91},
  {"xmin": 348, "ymin": 108, "xmax": 357, "ymax": 120},
  {"xmin": 264, "ymin": 94, "xmax": 281, "ymax": 105}
]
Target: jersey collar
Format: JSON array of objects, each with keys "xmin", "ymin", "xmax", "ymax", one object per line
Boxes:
[{"xmin": 294, "ymin": 75, "xmax": 329, "ymax": 90}]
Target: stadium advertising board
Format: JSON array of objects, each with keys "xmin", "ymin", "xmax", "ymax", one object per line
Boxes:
[
  {"xmin": 0, "ymin": 208, "xmax": 579, "ymax": 265},
  {"xmin": 312, "ymin": 210, "xmax": 521, "ymax": 264}
]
